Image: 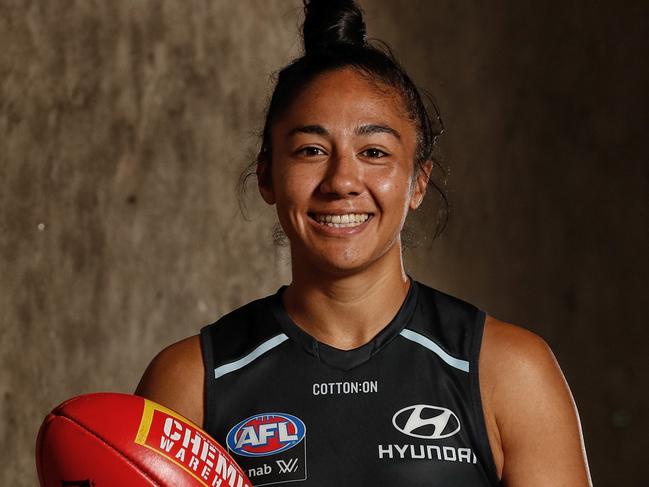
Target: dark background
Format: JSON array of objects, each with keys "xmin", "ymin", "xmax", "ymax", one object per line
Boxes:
[{"xmin": 1, "ymin": 1, "xmax": 647, "ymax": 485}]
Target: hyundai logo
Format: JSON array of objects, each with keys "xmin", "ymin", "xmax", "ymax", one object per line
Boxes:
[{"xmin": 392, "ymin": 404, "xmax": 461, "ymax": 439}]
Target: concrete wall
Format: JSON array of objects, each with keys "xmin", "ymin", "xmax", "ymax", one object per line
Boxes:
[
  {"xmin": 385, "ymin": 3, "xmax": 648, "ymax": 485},
  {"xmin": 1, "ymin": 1, "xmax": 646, "ymax": 485}
]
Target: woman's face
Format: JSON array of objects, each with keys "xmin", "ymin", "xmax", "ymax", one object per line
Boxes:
[{"xmin": 260, "ymin": 68, "xmax": 429, "ymax": 275}]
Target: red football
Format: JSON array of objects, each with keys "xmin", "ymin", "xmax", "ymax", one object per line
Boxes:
[{"xmin": 36, "ymin": 392, "xmax": 251, "ymax": 487}]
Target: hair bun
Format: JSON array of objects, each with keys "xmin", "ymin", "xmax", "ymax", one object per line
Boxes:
[{"xmin": 302, "ymin": 0, "xmax": 367, "ymax": 54}]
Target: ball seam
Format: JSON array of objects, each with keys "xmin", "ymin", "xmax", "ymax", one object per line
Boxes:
[{"xmin": 54, "ymin": 414, "xmax": 162, "ymax": 486}]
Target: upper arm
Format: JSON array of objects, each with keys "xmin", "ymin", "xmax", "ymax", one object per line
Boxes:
[
  {"xmin": 480, "ymin": 316, "xmax": 592, "ymax": 487},
  {"xmin": 134, "ymin": 334, "xmax": 204, "ymax": 427}
]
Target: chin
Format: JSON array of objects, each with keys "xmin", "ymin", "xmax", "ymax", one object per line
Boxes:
[{"xmin": 289, "ymin": 234, "xmax": 401, "ymax": 277}]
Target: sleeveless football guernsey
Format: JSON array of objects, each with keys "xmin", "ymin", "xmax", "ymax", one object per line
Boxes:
[{"xmin": 200, "ymin": 279, "xmax": 500, "ymax": 486}]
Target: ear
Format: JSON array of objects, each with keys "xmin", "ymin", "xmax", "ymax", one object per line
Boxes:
[
  {"xmin": 257, "ymin": 156, "xmax": 276, "ymax": 205},
  {"xmin": 409, "ymin": 160, "xmax": 432, "ymax": 210}
]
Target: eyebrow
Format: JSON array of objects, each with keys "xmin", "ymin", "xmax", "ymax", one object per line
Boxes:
[{"xmin": 287, "ymin": 124, "xmax": 402, "ymax": 141}]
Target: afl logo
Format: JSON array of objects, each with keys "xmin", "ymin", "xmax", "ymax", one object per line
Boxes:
[
  {"xmin": 392, "ymin": 404, "xmax": 461, "ymax": 439},
  {"xmin": 226, "ymin": 413, "xmax": 306, "ymax": 457}
]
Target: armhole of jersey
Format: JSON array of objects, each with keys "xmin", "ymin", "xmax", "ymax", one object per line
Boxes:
[
  {"xmin": 469, "ymin": 310, "xmax": 502, "ymax": 486},
  {"xmin": 199, "ymin": 326, "xmax": 216, "ymax": 434}
]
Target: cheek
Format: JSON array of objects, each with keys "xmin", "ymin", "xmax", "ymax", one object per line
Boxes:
[
  {"xmin": 373, "ymin": 169, "xmax": 413, "ymax": 211},
  {"xmin": 273, "ymin": 164, "xmax": 318, "ymax": 207}
]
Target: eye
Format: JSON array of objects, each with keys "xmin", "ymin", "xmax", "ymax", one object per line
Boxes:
[
  {"xmin": 297, "ymin": 146, "xmax": 326, "ymax": 157},
  {"xmin": 360, "ymin": 147, "xmax": 389, "ymax": 158}
]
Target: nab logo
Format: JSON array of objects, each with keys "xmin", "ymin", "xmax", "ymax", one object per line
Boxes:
[
  {"xmin": 392, "ymin": 404, "xmax": 461, "ymax": 439},
  {"xmin": 226, "ymin": 413, "xmax": 306, "ymax": 457}
]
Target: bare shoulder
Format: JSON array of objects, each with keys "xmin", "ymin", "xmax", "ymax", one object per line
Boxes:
[
  {"xmin": 480, "ymin": 315, "xmax": 559, "ymax": 388},
  {"xmin": 479, "ymin": 315, "xmax": 592, "ymax": 487},
  {"xmin": 135, "ymin": 334, "xmax": 204, "ymax": 427},
  {"xmin": 480, "ymin": 316, "xmax": 576, "ymax": 420}
]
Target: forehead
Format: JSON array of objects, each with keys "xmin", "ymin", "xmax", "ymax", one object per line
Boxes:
[{"xmin": 275, "ymin": 68, "xmax": 415, "ymax": 136}]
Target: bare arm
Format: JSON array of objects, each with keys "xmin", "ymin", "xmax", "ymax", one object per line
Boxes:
[
  {"xmin": 134, "ymin": 334, "xmax": 204, "ymax": 427},
  {"xmin": 480, "ymin": 317, "xmax": 592, "ymax": 487}
]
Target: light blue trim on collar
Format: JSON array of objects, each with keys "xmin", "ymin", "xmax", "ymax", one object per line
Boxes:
[
  {"xmin": 214, "ymin": 333, "xmax": 289, "ymax": 379},
  {"xmin": 399, "ymin": 328, "xmax": 470, "ymax": 373}
]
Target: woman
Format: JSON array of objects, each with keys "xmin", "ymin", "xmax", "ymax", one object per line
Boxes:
[{"xmin": 136, "ymin": 1, "xmax": 592, "ymax": 485}]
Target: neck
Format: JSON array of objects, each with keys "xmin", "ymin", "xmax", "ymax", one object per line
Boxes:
[{"xmin": 283, "ymin": 244, "xmax": 411, "ymax": 350}]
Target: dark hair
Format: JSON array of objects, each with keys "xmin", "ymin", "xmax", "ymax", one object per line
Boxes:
[{"xmin": 239, "ymin": 0, "xmax": 449, "ymax": 242}]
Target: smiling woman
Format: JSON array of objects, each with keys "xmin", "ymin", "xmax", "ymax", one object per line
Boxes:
[
  {"xmin": 135, "ymin": 1, "xmax": 593, "ymax": 486},
  {"xmin": 259, "ymin": 68, "xmax": 427, "ymax": 276}
]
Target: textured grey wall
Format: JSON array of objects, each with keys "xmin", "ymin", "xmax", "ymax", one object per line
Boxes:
[
  {"xmin": 386, "ymin": 2, "xmax": 648, "ymax": 485},
  {"xmin": 1, "ymin": 0, "xmax": 298, "ymax": 483},
  {"xmin": 1, "ymin": 1, "xmax": 646, "ymax": 485}
]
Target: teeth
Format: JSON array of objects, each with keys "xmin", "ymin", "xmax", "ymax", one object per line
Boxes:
[{"xmin": 313, "ymin": 213, "xmax": 370, "ymax": 228}]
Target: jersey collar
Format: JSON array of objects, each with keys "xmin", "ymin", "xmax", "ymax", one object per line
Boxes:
[{"xmin": 269, "ymin": 278, "xmax": 419, "ymax": 371}]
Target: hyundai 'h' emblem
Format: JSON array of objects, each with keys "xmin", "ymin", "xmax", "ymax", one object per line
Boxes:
[{"xmin": 392, "ymin": 404, "xmax": 461, "ymax": 439}]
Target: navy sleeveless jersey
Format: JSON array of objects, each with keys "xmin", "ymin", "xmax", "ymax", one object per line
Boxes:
[{"xmin": 200, "ymin": 280, "xmax": 500, "ymax": 486}]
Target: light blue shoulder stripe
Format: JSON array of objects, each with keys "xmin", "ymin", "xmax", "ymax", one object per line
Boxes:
[
  {"xmin": 214, "ymin": 333, "xmax": 289, "ymax": 379},
  {"xmin": 399, "ymin": 329, "xmax": 470, "ymax": 373}
]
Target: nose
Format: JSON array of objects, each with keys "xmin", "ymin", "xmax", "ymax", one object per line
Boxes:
[{"xmin": 319, "ymin": 149, "xmax": 363, "ymax": 197}]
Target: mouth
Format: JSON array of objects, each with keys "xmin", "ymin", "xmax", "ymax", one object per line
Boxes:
[{"xmin": 308, "ymin": 212, "xmax": 372, "ymax": 228}]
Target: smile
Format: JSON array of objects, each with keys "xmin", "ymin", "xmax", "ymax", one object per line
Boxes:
[{"xmin": 310, "ymin": 213, "xmax": 371, "ymax": 228}]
